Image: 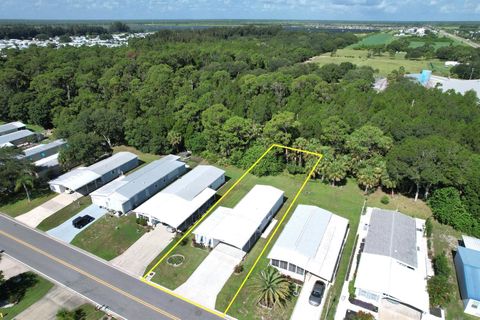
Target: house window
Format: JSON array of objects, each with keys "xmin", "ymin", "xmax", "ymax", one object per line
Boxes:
[
  {"xmin": 279, "ymin": 261, "xmax": 288, "ymax": 270},
  {"xmin": 296, "ymin": 266, "xmax": 304, "ymax": 275},
  {"xmin": 288, "ymin": 263, "xmax": 296, "ymax": 273},
  {"xmin": 272, "ymin": 259, "xmax": 279, "ymax": 267}
]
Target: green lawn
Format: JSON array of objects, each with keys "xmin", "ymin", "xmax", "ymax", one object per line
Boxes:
[
  {"xmin": 71, "ymin": 214, "xmax": 147, "ymax": 261},
  {"xmin": 0, "ymin": 273, "xmax": 54, "ymax": 320},
  {"xmin": 310, "ymin": 48, "xmax": 451, "ymax": 76},
  {"xmin": 36, "ymin": 196, "xmax": 92, "ymax": 232},
  {"xmin": 408, "ymin": 40, "xmax": 457, "ymax": 50},
  {"xmin": 366, "ymin": 188, "xmax": 431, "ymax": 219},
  {"xmin": 0, "ymin": 188, "xmax": 56, "ymax": 217},
  {"xmin": 349, "ymin": 32, "xmax": 395, "ymax": 48},
  {"xmin": 113, "ymin": 145, "xmax": 160, "ymax": 163},
  {"xmin": 70, "ymin": 303, "xmax": 107, "ymax": 320}
]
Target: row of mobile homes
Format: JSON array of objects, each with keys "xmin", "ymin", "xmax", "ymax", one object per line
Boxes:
[
  {"xmin": 134, "ymin": 165, "xmax": 225, "ymax": 232},
  {"xmin": 0, "ymin": 130, "xmax": 39, "ymax": 148},
  {"xmin": 194, "ymin": 185, "xmax": 284, "ymax": 252},
  {"xmin": 49, "ymin": 152, "xmax": 138, "ymax": 195},
  {"xmin": 0, "ymin": 121, "xmax": 26, "ymax": 136},
  {"xmin": 91, "ymin": 155, "xmax": 187, "ymax": 215}
]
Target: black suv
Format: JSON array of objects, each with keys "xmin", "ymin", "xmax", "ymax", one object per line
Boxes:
[{"xmin": 72, "ymin": 215, "xmax": 95, "ymax": 229}]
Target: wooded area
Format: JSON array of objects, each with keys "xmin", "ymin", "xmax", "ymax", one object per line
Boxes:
[{"xmin": 0, "ymin": 26, "xmax": 479, "ymax": 236}]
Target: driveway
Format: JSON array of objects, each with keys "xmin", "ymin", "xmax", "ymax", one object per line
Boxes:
[
  {"xmin": 0, "ymin": 255, "xmax": 30, "ymax": 279},
  {"xmin": 111, "ymin": 224, "xmax": 175, "ymax": 277},
  {"xmin": 16, "ymin": 192, "xmax": 82, "ymax": 228},
  {"xmin": 16, "ymin": 285, "xmax": 87, "ymax": 320},
  {"xmin": 291, "ymin": 274, "xmax": 329, "ymax": 320},
  {"xmin": 175, "ymin": 243, "xmax": 245, "ymax": 309},
  {"xmin": 47, "ymin": 204, "xmax": 107, "ymax": 243}
]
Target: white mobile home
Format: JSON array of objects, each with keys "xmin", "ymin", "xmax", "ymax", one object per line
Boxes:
[
  {"xmin": 91, "ymin": 155, "xmax": 187, "ymax": 215},
  {"xmin": 194, "ymin": 185, "xmax": 284, "ymax": 252},
  {"xmin": 0, "ymin": 121, "xmax": 25, "ymax": 136},
  {"xmin": 267, "ymin": 205, "xmax": 349, "ymax": 283},
  {"xmin": 49, "ymin": 152, "xmax": 138, "ymax": 195},
  {"xmin": 134, "ymin": 165, "xmax": 225, "ymax": 231},
  {"xmin": 0, "ymin": 130, "xmax": 38, "ymax": 147}
]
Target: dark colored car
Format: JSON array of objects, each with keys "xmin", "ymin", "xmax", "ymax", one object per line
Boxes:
[
  {"xmin": 309, "ymin": 280, "xmax": 325, "ymax": 306},
  {"xmin": 72, "ymin": 215, "xmax": 95, "ymax": 229}
]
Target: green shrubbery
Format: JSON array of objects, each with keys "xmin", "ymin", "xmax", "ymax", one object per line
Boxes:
[{"xmin": 427, "ymin": 252, "xmax": 454, "ymax": 307}]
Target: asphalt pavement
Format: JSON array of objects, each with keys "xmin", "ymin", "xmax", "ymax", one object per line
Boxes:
[{"xmin": 0, "ymin": 213, "xmax": 224, "ymax": 320}]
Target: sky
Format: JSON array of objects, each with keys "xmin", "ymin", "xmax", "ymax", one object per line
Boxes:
[{"xmin": 0, "ymin": 0, "xmax": 479, "ymax": 21}]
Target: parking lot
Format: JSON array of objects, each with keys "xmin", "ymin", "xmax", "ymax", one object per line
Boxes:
[{"xmin": 47, "ymin": 204, "xmax": 107, "ymax": 243}]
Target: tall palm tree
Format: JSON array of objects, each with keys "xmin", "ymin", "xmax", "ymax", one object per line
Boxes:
[
  {"xmin": 15, "ymin": 171, "xmax": 35, "ymax": 202},
  {"xmin": 251, "ymin": 266, "xmax": 291, "ymax": 309}
]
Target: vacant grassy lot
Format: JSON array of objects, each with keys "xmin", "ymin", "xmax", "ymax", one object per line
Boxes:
[
  {"xmin": 310, "ymin": 48, "xmax": 450, "ymax": 76},
  {"xmin": 366, "ymin": 189, "xmax": 431, "ymax": 219},
  {"xmin": 0, "ymin": 188, "xmax": 56, "ymax": 217},
  {"xmin": 113, "ymin": 145, "xmax": 160, "ymax": 163},
  {"xmin": 0, "ymin": 273, "xmax": 54, "ymax": 320},
  {"xmin": 37, "ymin": 196, "xmax": 92, "ymax": 231},
  {"xmin": 71, "ymin": 214, "xmax": 147, "ymax": 261},
  {"xmin": 349, "ymin": 32, "xmax": 394, "ymax": 48}
]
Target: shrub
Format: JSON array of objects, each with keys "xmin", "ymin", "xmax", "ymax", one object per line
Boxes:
[
  {"xmin": 380, "ymin": 195, "xmax": 389, "ymax": 205},
  {"xmin": 428, "ymin": 275, "xmax": 453, "ymax": 307},
  {"xmin": 433, "ymin": 252, "xmax": 451, "ymax": 278},
  {"xmin": 425, "ymin": 217, "xmax": 433, "ymax": 238},
  {"xmin": 136, "ymin": 217, "xmax": 148, "ymax": 226},
  {"xmin": 234, "ymin": 263, "xmax": 244, "ymax": 274},
  {"xmin": 286, "ymin": 163, "xmax": 306, "ymax": 175}
]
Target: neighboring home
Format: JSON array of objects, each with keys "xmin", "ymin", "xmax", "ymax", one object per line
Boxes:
[
  {"xmin": 267, "ymin": 205, "xmax": 349, "ymax": 284},
  {"xmin": 454, "ymin": 235, "xmax": 480, "ymax": 318},
  {"xmin": 0, "ymin": 130, "xmax": 39, "ymax": 148},
  {"xmin": 49, "ymin": 152, "xmax": 138, "ymax": 195},
  {"xmin": 134, "ymin": 165, "xmax": 225, "ymax": 232},
  {"xmin": 194, "ymin": 185, "xmax": 284, "ymax": 252},
  {"xmin": 0, "ymin": 121, "xmax": 25, "ymax": 136},
  {"xmin": 445, "ymin": 61, "xmax": 460, "ymax": 67},
  {"xmin": 91, "ymin": 155, "xmax": 187, "ymax": 215},
  {"xmin": 19, "ymin": 139, "xmax": 67, "ymax": 177},
  {"xmin": 354, "ymin": 209, "xmax": 431, "ymax": 319}
]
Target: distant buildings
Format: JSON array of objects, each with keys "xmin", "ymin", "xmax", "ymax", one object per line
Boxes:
[
  {"xmin": 454, "ymin": 235, "xmax": 480, "ymax": 318},
  {"xmin": 267, "ymin": 205, "xmax": 349, "ymax": 284},
  {"xmin": 194, "ymin": 185, "xmax": 284, "ymax": 252},
  {"xmin": 134, "ymin": 165, "xmax": 225, "ymax": 231},
  {"xmin": 20, "ymin": 139, "xmax": 67, "ymax": 176},
  {"xmin": 49, "ymin": 152, "xmax": 138, "ymax": 195},
  {"xmin": 353, "ymin": 209, "xmax": 431, "ymax": 318},
  {"xmin": 91, "ymin": 155, "xmax": 186, "ymax": 215},
  {"xmin": 406, "ymin": 69, "xmax": 480, "ymax": 97}
]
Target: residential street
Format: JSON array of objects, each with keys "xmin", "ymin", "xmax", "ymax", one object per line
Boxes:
[{"xmin": 0, "ymin": 213, "xmax": 224, "ymax": 320}]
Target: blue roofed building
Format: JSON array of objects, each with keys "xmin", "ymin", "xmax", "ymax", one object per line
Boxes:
[{"xmin": 455, "ymin": 236, "xmax": 480, "ymax": 317}]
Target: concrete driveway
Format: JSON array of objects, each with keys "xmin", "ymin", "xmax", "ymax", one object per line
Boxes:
[
  {"xmin": 175, "ymin": 243, "xmax": 245, "ymax": 309},
  {"xmin": 16, "ymin": 192, "xmax": 82, "ymax": 228},
  {"xmin": 291, "ymin": 273, "xmax": 329, "ymax": 320},
  {"xmin": 0, "ymin": 255, "xmax": 30, "ymax": 279},
  {"xmin": 47, "ymin": 204, "xmax": 107, "ymax": 243},
  {"xmin": 16, "ymin": 286, "xmax": 87, "ymax": 320},
  {"xmin": 111, "ymin": 224, "xmax": 175, "ymax": 277}
]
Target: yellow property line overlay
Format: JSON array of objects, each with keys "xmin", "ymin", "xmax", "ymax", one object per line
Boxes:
[
  {"xmin": 0, "ymin": 230, "xmax": 180, "ymax": 320},
  {"xmin": 143, "ymin": 144, "xmax": 322, "ymax": 318}
]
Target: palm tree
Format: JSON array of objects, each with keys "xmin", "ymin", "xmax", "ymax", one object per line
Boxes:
[
  {"xmin": 15, "ymin": 171, "xmax": 35, "ymax": 202},
  {"xmin": 251, "ymin": 266, "xmax": 291, "ymax": 309}
]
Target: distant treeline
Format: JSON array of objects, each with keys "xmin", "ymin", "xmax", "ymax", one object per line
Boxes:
[{"xmin": 0, "ymin": 21, "xmax": 130, "ymax": 40}]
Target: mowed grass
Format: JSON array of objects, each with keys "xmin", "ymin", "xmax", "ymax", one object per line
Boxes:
[
  {"xmin": 71, "ymin": 214, "xmax": 147, "ymax": 261},
  {"xmin": 0, "ymin": 274, "xmax": 54, "ymax": 320},
  {"xmin": 349, "ymin": 32, "xmax": 394, "ymax": 48},
  {"xmin": 366, "ymin": 189, "xmax": 431, "ymax": 219},
  {"xmin": 0, "ymin": 188, "xmax": 56, "ymax": 217},
  {"xmin": 37, "ymin": 196, "xmax": 92, "ymax": 231},
  {"xmin": 113, "ymin": 145, "xmax": 160, "ymax": 163},
  {"xmin": 72, "ymin": 303, "xmax": 107, "ymax": 320},
  {"xmin": 310, "ymin": 48, "xmax": 451, "ymax": 76}
]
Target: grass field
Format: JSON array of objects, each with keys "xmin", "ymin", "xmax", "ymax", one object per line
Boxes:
[
  {"xmin": 70, "ymin": 303, "xmax": 107, "ymax": 320},
  {"xmin": 349, "ymin": 32, "xmax": 394, "ymax": 48},
  {"xmin": 366, "ymin": 189, "xmax": 431, "ymax": 219},
  {"xmin": 0, "ymin": 188, "xmax": 56, "ymax": 217},
  {"xmin": 0, "ymin": 273, "xmax": 54, "ymax": 320},
  {"xmin": 113, "ymin": 145, "xmax": 160, "ymax": 163},
  {"xmin": 71, "ymin": 214, "xmax": 147, "ymax": 261},
  {"xmin": 37, "ymin": 196, "xmax": 92, "ymax": 231},
  {"xmin": 310, "ymin": 48, "xmax": 450, "ymax": 76}
]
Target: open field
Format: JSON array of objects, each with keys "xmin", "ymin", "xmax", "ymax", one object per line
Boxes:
[
  {"xmin": 0, "ymin": 188, "xmax": 56, "ymax": 217},
  {"xmin": 310, "ymin": 48, "xmax": 450, "ymax": 76},
  {"xmin": 0, "ymin": 273, "xmax": 54, "ymax": 320},
  {"xmin": 113, "ymin": 145, "xmax": 160, "ymax": 163},
  {"xmin": 366, "ymin": 189, "xmax": 431, "ymax": 219},
  {"xmin": 37, "ymin": 196, "xmax": 92, "ymax": 231},
  {"xmin": 71, "ymin": 214, "xmax": 147, "ymax": 261},
  {"xmin": 349, "ymin": 32, "xmax": 394, "ymax": 48}
]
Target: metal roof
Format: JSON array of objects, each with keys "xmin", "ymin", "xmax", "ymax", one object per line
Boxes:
[
  {"xmin": 162, "ymin": 165, "xmax": 225, "ymax": 200},
  {"xmin": 0, "ymin": 130, "xmax": 35, "ymax": 146},
  {"xmin": 88, "ymin": 152, "xmax": 137, "ymax": 176},
  {"xmin": 364, "ymin": 209, "xmax": 418, "ymax": 268},
  {"xmin": 0, "ymin": 121, "xmax": 25, "ymax": 135},
  {"xmin": 34, "ymin": 153, "xmax": 60, "ymax": 168},
  {"xmin": 463, "ymin": 235, "xmax": 480, "ymax": 252},
  {"xmin": 22, "ymin": 139, "xmax": 66, "ymax": 158},
  {"xmin": 457, "ymin": 246, "xmax": 480, "ymax": 301}
]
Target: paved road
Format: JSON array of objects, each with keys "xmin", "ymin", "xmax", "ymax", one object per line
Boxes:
[
  {"xmin": 438, "ymin": 29, "xmax": 480, "ymax": 49},
  {"xmin": 0, "ymin": 214, "xmax": 223, "ymax": 320}
]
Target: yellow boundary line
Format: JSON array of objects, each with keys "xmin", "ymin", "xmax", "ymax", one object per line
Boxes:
[
  {"xmin": 142, "ymin": 144, "xmax": 322, "ymax": 318},
  {"xmin": 0, "ymin": 230, "xmax": 180, "ymax": 320}
]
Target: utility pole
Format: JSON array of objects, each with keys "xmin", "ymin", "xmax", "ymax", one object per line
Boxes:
[{"xmin": 470, "ymin": 67, "xmax": 475, "ymax": 80}]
